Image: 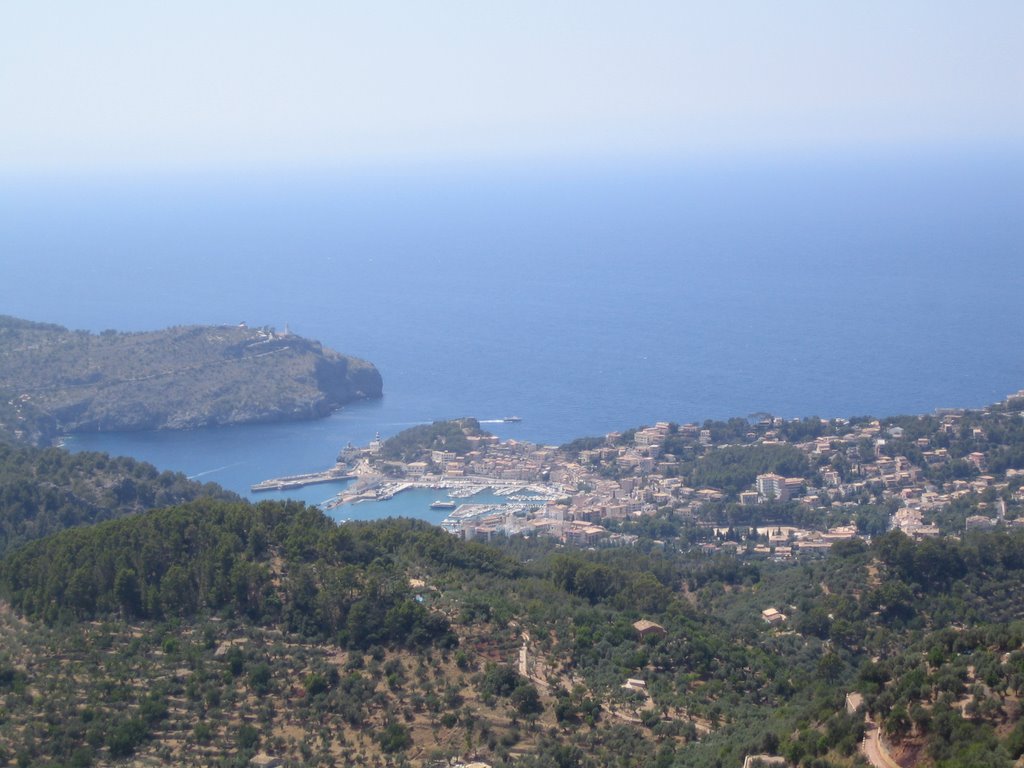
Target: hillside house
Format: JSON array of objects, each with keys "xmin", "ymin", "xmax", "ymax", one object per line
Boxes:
[{"xmin": 633, "ymin": 619, "xmax": 667, "ymax": 639}]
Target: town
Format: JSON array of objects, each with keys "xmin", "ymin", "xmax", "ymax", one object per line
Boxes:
[{"xmin": 316, "ymin": 390, "xmax": 1024, "ymax": 556}]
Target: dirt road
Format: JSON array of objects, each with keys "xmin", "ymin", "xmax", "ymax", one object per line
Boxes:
[{"xmin": 861, "ymin": 720, "xmax": 900, "ymax": 768}]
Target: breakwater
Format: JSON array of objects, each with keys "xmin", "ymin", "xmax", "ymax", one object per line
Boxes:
[{"xmin": 250, "ymin": 466, "xmax": 354, "ymax": 492}]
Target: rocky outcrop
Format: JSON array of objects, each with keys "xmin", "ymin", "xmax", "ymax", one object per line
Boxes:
[{"xmin": 0, "ymin": 317, "xmax": 382, "ymax": 441}]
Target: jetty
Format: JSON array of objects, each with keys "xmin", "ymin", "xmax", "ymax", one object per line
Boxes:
[{"xmin": 250, "ymin": 465, "xmax": 353, "ymax": 492}]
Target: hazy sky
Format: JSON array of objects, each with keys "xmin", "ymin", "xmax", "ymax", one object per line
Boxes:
[{"xmin": 2, "ymin": 1, "xmax": 1022, "ymax": 174}]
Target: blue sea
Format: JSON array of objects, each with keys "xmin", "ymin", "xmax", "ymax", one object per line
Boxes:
[{"xmin": 2, "ymin": 149, "xmax": 1022, "ymax": 516}]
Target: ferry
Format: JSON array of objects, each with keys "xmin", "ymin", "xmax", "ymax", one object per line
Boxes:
[
  {"xmin": 503, "ymin": 415, "xmax": 523, "ymax": 423},
  {"xmin": 429, "ymin": 500, "xmax": 457, "ymax": 510}
]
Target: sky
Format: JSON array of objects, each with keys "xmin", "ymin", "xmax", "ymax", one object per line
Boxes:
[{"xmin": 1, "ymin": 1, "xmax": 1022, "ymax": 175}]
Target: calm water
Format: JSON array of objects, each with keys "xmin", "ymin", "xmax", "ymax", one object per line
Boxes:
[{"xmin": 3, "ymin": 150, "xmax": 1022, "ymax": 514}]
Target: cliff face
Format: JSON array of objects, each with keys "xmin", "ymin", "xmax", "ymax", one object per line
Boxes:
[{"xmin": 0, "ymin": 317, "xmax": 382, "ymax": 441}]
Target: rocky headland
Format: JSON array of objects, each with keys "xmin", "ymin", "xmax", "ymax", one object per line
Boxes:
[{"xmin": 0, "ymin": 316, "xmax": 382, "ymax": 443}]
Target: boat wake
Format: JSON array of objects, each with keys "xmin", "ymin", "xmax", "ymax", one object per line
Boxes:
[{"xmin": 188, "ymin": 462, "xmax": 244, "ymax": 480}]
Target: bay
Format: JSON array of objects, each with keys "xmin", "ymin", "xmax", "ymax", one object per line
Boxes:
[{"xmin": 3, "ymin": 149, "xmax": 1022, "ymax": 516}]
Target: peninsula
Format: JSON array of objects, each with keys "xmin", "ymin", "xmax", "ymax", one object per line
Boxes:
[{"xmin": 0, "ymin": 315, "xmax": 382, "ymax": 443}]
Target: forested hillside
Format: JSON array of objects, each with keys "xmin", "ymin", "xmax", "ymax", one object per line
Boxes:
[
  {"xmin": 0, "ymin": 443, "xmax": 237, "ymax": 557},
  {"xmin": 3, "ymin": 492, "xmax": 1024, "ymax": 766},
  {"xmin": 0, "ymin": 500, "xmax": 472, "ymax": 646}
]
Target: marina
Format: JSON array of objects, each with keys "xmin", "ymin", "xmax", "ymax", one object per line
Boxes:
[
  {"xmin": 320, "ymin": 471, "xmax": 566, "ymax": 510},
  {"xmin": 439, "ymin": 502, "xmax": 535, "ymax": 534},
  {"xmin": 314, "ymin": 466, "xmax": 566, "ymax": 539}
]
